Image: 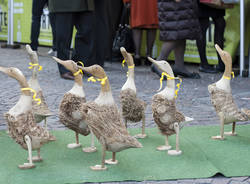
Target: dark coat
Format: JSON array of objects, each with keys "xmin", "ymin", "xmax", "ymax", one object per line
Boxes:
[
  {"xmin": 48, "ymin": 0, "xmax": 94, "ymax": 13},
  {"xmin": 158, "ymin": 0, "xmax": 201, "ymax": 41},
  {"xmin": 197, "ymin": 2, "xmax": 225, "ymax": 18}
]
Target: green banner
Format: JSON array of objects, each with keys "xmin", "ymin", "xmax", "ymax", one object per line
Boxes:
[{"xmin": 0, "ymin": 0, "xmax": 8, "ymax": 41}]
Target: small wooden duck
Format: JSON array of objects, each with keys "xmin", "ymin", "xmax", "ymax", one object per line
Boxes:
[
  {"xmin": 78, "ymin": 64, "xmax": 142, "ymax": 171},
  {"xmin": 52, "ymin": 57, "xmax": 97, "ymax": 152},
  {"xmin": 149, "ymin": 57, "xmax": 193, "ymax": 156},
  {"xmin": 208, "ymin": 44, "xmax": 250, "ymax": 140},
  {"xmin": 26, "ymin": 45, "xmax": 54, "ymax": 135},
  {"xmin": 0, "ymin": 66, "xmax": 53, "ymax": 169},
  {"xmin": 120, "ymin": 47, "xmax": 147, "ymax": 138}
]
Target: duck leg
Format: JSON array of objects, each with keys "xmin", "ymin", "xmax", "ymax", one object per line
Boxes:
[
  {"xmin": 44, "ymin": 118, "xmax": 47, "ymax": 131},
  {"xmin": 125, "ymin": 118, "xmax": 128, "ymax": 128},
  {"xmin": 212, "ymin": 113, "xmax": 225, "ymax": 140},
  {"xmin": 157, "ymin": 135, "xmax": 172, "ymax": 151},
  {"xmin": 134, "ymin": 113, "xmax": 147, "ymax": 139},
  {"xmin": 168, "ymin": 122, "xmax": 182, "ymax": 155},
  {"xmin": 224, "ymin": 122, "xmax": 237, "ymax": 136},
  {"xmin": 90, "ymin": 144, "xmax": 107, "ymax": 171},
  {"xmin": 105, "ymin": 152, "xmax": 118, "ymax": 165},
  {"xmin": 82, "ymin": 131, "xmax": 97, "ymax": 153},
  {"xmin": 67, "ymin": 132, "xmax": 81, "ymax": 148},
  {"xmin": 19, "ymin": 135, "xmax": 35, "ymax": 169},
  {"xmin": 31, "ymin": 148, "xmax": 43, "ymax": 162}
]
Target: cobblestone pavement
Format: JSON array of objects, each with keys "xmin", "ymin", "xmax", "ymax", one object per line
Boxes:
[{"xmin": 0, "ymin": 46, "xmax": 250, "ymax": 184}]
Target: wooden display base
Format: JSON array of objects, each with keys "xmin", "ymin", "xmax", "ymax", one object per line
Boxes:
[
  {"xmin": 18, "ymin": 163, "xmax": 36, "ymax": 169},
  {"xmin": 168, "ymin": 150, "xmax": 182, "ymax": 156},
  {"xmin": 105, "ymin": 159, "xmax": 118, "ymax": 165},
  {"xmin": 156, "ymin": 145, "xmax": 172, "ymax": 151},
  {"xmin": 134, "ymin": 134, "xmax": 147, "ymax": 139},
  {"xmin": 90, "ymin": 165, "xmax": 107, "ymax": 171},
  {"xmin": 67, "ymin": 143, "xmax": 81, "ymax": 149},
  {"xmin": 82, "ymin": 146, "xmax": 97, "ymax": 153}
]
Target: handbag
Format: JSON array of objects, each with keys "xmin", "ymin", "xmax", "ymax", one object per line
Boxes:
[
  {"xmin": 112, "ymin": 6, "xmax": 135, "ymax": 55},
  {"xmin": 200, "ymin": 0, "xmax": 235, "ymax": 9}
]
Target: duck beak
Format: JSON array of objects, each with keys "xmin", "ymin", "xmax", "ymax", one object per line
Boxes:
[
  {"xmin": 120, "ymin": 47, "xmax": 134, "ymax": 66},
  {"xmin": 52, "ymin": 57, "xmax": 64, "ymax": 65},
  {"xmin": 0, "ymin": 66, "xmax": 8, "ymax": 74},
  {"xmin": 215, "ymin": 44, "xmax": 223, "ymax": 55},
  {"xmin": 78, "ymin": 65, "xmax": 92, "ymax": 75},
  {"xmin": 120, "ymin": 47, "xmax": 127, "ymax": 58},
  {"xmin": 147, "ymin": 57, "xmax": 157, "ymax": 66}
]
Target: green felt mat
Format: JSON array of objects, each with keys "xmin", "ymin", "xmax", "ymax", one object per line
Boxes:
[{"xmin": 1, "ymin": 125, "xmax": 250, "ymax": 184}]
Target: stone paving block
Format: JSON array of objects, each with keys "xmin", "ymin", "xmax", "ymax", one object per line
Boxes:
[
  {"xmin": 195, "ymin": 178, "xmax": 213, "ymax": 183},
  {"xmin": 177, "ymin": 179, "xmax": 196, "ymax": 184},
  {"xmin": 211, "ymin": 178, "xmax": 231, "ymax": 184},
  {"xmin": 229, "ymin": 181, "xmax": 249, "ymax": 184},
  {"xmin": 230, "ymin": 177, "xmax": 248, "ymax": 182}
]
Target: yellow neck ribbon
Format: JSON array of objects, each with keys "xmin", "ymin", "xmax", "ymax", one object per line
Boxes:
[
  {"xmin": 73, "ymin": 61, "xmax": 84, "ymax": 76},
  {"xmin": 88, "ymin": 76, "xmax": 108, "ymax": 86},
  {"xmin": 126, "ymin": 64, "xmax": 135, "ymax": 77},
  {"xmin": 21, "ymin": 88, "xmax": 41, "ymax": 105},
  {"xmin": 122, "ymin": 59, "xmax": 126, "ymax": 67},
  {"xmin": 28, "ymin": 62, "xmax": 43, "ymax": 71},
  {"xmin": 223, "ymin": 71, "xmax": 235, "ymax": 80},
  {"xmin": 158, "ymin": 72, "xmax": 182, "ymax": 99}
]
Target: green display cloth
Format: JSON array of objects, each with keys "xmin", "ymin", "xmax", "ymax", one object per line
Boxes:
[{"xmin": 1, "ymin": 125, "xmax": 250, "ymax": 184}]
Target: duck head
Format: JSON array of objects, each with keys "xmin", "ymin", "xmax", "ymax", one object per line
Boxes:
[
  {"xmin": 0, "ymin": 66, "xmax": 27, "ymax": 83},
  {"xmin": 215, "ymin": 44, "xmax": 232, "ymax": 77},
  {"xmin": 120, "ymin": 47, "xmax": 134, "ymax": 67},
  {"xmin": 148, "ymin": 57, "xmax": 174, "ymax": 77},
  {"xmin": 52, "ymin": 57, "xmax": 79, "ymax": 74},
  {"xmin": 78, "ymin": 64, "xmax": 107, "ymax": 79},
  {"xmin": 26, "ymin": 44, "xmax": 39, "ymax": 65}
]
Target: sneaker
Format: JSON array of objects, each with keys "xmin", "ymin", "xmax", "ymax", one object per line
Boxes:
[{"xmin": 48, "ymin": 49, "xmax": 57, "ymax": 57}]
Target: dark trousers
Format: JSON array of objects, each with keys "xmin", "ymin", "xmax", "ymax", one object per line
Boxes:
[
  {"xmin": 49, "ymin": 13, "xmax": 56, "ymax": 51},
  {"xmin": 196, "ymin": 16, "xmax": 226, "ymax": 69},
  {"xmin": 55, "ymin": 11, "xmax": 95, "ymax": 75},
  {"xmin": 30, "ymin": 0, "xmax": 47, "ymax": 51}
]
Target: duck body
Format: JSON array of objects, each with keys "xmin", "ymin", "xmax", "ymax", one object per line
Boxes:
[
  {"xmin": 59, "ymin": 92, "xmax": 90, "ymax": 136},
  {"xmin": 152, "ymin": 94, "xmax": 185, "ymax": 136},
  {"xmin": 208, "ymin": 83, "xmax": 249, "ymax": 124},
  {"xmin": 120, "ymin": 88, "xmax": 146, "ymax": 123}
]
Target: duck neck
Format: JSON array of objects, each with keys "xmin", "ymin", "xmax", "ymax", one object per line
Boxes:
[
  {"xmin": 74, "ymin": 72, "xmax": 83, "ymax": 86},
  {"xmin": 68, "ymin": 73, "xmax": 85, "ymax": 97},
  {"xmin": 216, "ymin": 62, "xmax": 232, "ymax": 92},
  {"xmin": 19, "ymin": 79, "xmax": 31, "ymax": 96},
  {"xmin": 159, "ymin": 76, "xmax": 175, "ymax": 100},
  {"xmin": 95, "ymin": 77, "xmax": 114, "ymax": 105},
  {"xmin": 122, "ymin": 67, "xmax": 136, "ymax": 92}
]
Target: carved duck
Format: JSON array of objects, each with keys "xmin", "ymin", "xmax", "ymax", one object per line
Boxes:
[
  {"xmin": 0, "ymin": 66, "xmax": 53, "ymax": 169},
  {"xmin": 208, "ymin": 44, "xmax": 250, "ymax": 140},
  {"xmin": 52, "ymin": 57, "xmax": 97, "ymax": 152},
  {"xmin": 149, "ymin": 57, "xmax": 193, "ymax": 156},
  {"xmin": 26, "ymin": 45, "xmax": 55, "ymax": 139},
  {"xmin": 120, "ymin": 47, "xmax": 147, "ymax": 138},
  {"xmin": 78, "ymin": 64, "xmax": 142, "ymax": 171}
]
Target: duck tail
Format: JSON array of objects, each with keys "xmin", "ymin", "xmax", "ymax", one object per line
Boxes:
[
  {"xmin": 129, "ymin": 136, "xmax": 143, "ymax": 148},
  {"xmin": 242, "ymin": 108, "xmax": 250, "ymax": 119}
]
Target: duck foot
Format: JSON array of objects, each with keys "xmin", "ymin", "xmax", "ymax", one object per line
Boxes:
[
  {"xmin": 18, "ymin": 163, "xmax": 36, "ymax": 169},
  {"xmin": 224, "ymin": 131, "xmax": 237, "ymax": 136},
  {"xmin": 67, "ymin": 143, "xmax": 81, "ymax": 149},
  {"xmin": 90, "ymin": 165, "xmax": 107, "ymax": 171},
  {"xmin": 156, "ymin": 145, "xmax": 172, "ymax": 151},
  {"xmin": 134, "ymin": 134, "xmax": 147, "ymax": 139},
  {"xmin": 211, "ymin": 135, "xmax": 225, "ymax": 140},
  {"xmin": 168, "ymin": 150, "xmax": 182, "ymax": 156},
  {"xmin": 105, "ymin": 159, "xmax": 118, "ymax": 165},
  {"xmin": 27, "ymin": 156, "xmax": 43, "ymax": 162},
  {"xmin": 82, "ymin": 146, "xmax": 97, "ymax": 153}
]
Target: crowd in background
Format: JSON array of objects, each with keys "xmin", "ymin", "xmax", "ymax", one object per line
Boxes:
[{"xmin": 30, "ymin": 0, "xmax": 226, "ymax": 80}]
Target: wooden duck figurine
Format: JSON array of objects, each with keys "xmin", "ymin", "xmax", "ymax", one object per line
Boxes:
[
  {"xmin": 26, "ymin": 45, "xmax": 54, "ymax": 134},
  {"xmin": 148, "ymin": 57, "xmax": 193, "ymax": 156},
  {"xmin": 78, "ymin": 64, "xmax": 142, "ymax": 171},
  {"xmin": 208, "ymin": 44, "xmax": 250, "ymax": 140},
  {"xmin": 120, "ymin": 47, "xmax": 147, "ymax": 138},
  {"xmin": 52, "ymin": 57, "xmax": 97, "ymax": 152},
  {"xmin": 0, "ymin": 66, "xmax": 53, "ymax": 169}
]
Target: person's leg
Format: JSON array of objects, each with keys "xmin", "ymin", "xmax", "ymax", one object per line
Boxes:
[
  {"xmin": 132, "ymin": 28, "xmax": 142, "ymax": 65},
  {"xmin": 145, "ymin": 29, "xmax": 157, "ymax": 65},
  {"xmin": 30, "ymin": 0, "xmax": 48, "ymax": 51},
  {"xmin": 173, "ymin": 40, "xmax": 200, "ymax": 79},
  {"xmin": 55, "ymin": 13, "xmax": 74, "ymax": 76},
  {"xmin": 49, "ymin": 12, "xmax": 56, "ymax": 52},
  {"xmin": 213, "ymin": 16, "xmax": 226, "ymax": 71}
]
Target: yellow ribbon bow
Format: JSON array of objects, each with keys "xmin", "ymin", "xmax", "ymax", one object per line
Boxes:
[
  {"xmin": 21, "ymin": 88, "xmax": 41, "ymax": 105},
  {"xmin": 158, "ymin": 72, "xmax": 182, "ymax": 99},
  {"xmin": 223, "ymin": 71, "xmax": 235, "ymax": 80},
  {"xmin": 88, "ymin": 76, "xmax": 108, "ymax": 86},
  {"xmin": 73, "ymin": 61, "xmax": 84, "ymax": 76},
  {"xmin": 122, "ymin": 59, "xmax": 126, "ymax": 67},
  {"xmin": 28, "ymin": 62, "xmax": 43, "ymax": 71}
]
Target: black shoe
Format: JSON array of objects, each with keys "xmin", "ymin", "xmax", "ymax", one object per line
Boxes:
[
  {"xmin": 215, "ymin": 65, "xmax": 225, "ymax": 72},
  {"xmin": 144, "ymin": 57, "xmax": 152, "ymax": 66},
  {"xmin": 134, "ymin": 56, "xmax": 141, "ymax": 66},
  {"xmin": 199, "ymin": 65, "xmax": 218, "ymax": 73},
  {"xmin": 173, "ymin": 68, "xmax": 201, "ymax": 79}
]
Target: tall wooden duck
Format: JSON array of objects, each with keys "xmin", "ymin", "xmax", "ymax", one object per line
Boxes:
[
  {"xmin": 208, "ymin": 44, "xmax": 250, "ymax": 140},
  {"xmin": 78, "ymin": 64, "xmax": 142, "ymax": 171},
  {"xmin": 26, "ymin": 45, "xmax": 54, "ymax": 134},
  {"xmin": 52, "ymin": 57, "xmax": 97, "ymax": 152},
  {"xmin": 0, "ymin": 66, "xmax": 53, "ymax": 169},
  {"xmin": 149, "ymin": 57, "xmax": 193, "ymax": 156},
  {"xmin": 120, "ymin": 47, "xmax": 147, "ymax": 138}
]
